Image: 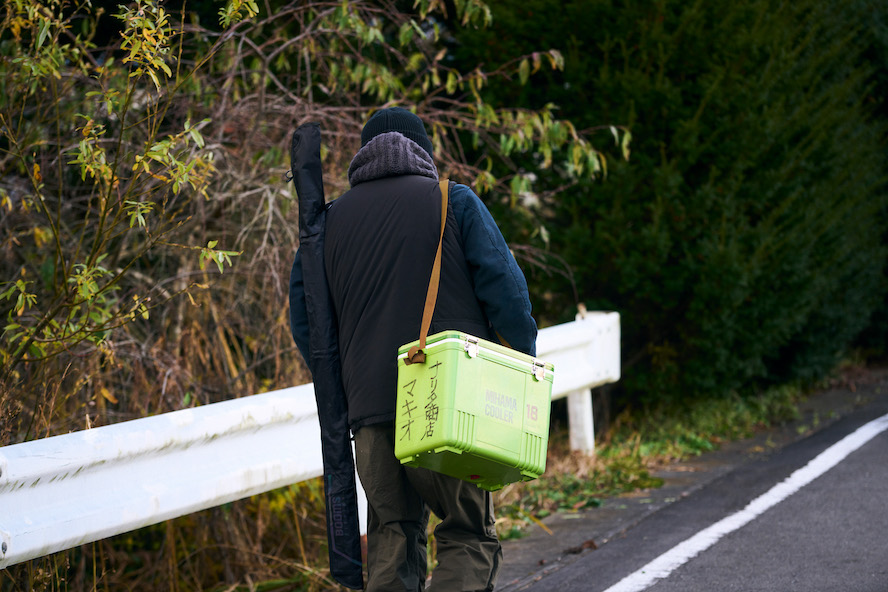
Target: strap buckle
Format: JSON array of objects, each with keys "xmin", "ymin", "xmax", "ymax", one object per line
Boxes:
[
  {"xmin": 532, "ymin": 360, "xmax": 546, "ymax": 381},
  {"xmin": 404, "ymin": 345, "xmax": 426, "ymax": 365},
  {"xmin": 464, "ymin": 336, "xmax": 479, "ymax": 358}
]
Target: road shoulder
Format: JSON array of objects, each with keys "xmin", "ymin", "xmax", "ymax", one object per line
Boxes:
[{"xmin": 495, "ymin": 366, "xmax": 888, "ymax": 591}]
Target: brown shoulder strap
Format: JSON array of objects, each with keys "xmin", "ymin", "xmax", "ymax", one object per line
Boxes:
[{"xmin": 405, "ymin": 178, "xmax": 449, "ymax": 365}]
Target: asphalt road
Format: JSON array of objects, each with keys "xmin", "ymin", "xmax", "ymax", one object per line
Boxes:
[{"xmin": 497, "ymin": 372, "xmax": 888, "ymax": 592}]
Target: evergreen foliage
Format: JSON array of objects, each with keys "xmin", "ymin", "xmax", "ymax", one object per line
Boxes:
[{"xmin": 452, "ymin": 0, "xmax": 888, "ymax": 403}]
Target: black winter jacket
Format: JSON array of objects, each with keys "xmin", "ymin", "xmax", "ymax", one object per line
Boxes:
[{"xmin": 289, "ymin": 138, "xmax": 536, "ymax": 430}]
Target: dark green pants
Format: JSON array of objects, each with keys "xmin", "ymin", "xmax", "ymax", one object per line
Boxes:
[{"xmin": 354, "ymin": 424, "xmax": 502, "ymax": 592}]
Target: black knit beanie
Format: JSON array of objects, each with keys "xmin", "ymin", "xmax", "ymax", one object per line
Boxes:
[{"xmin": 361, "ymin": 107, "xmax": 434, "ymax": 160}]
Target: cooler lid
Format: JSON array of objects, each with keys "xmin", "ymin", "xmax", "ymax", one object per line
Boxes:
[{"xmin": 397, "ymin": 330, "xmax": 554, "ymax": 382}]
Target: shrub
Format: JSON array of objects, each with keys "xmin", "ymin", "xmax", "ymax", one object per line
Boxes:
[
  {"xmin": 453, "ymin": 0, "xmax": 888, "ymax": 403},
  {"xmin": 0, "ymin": 0, "xmax": 615, "ymax": 587}
]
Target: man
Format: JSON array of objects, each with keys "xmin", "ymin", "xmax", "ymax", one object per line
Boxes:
[{"xmin": 289, "ymin": 107, "xmax": 537, "ymax": 592}]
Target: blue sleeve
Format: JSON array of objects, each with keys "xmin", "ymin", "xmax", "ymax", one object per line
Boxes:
[
  {"xmin": 451, "ymin": 184, "xmax": 538, "ymax": 356},
  {"xmin": 288, "ymin": 249, "xmax": 312, "ymax": 369}
]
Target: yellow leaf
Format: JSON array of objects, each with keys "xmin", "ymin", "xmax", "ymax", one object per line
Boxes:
[
  {"xmin": 100, "ymin": 387, "xmax": 119, "ymax": 404},
  {"xmin": 446, "ymin": 72, "xmax": 458, "ymax": 94},
  {"xmin": 33, "ymin": 226, "xmax": 50, "ymax": 248},
  {"xmin": 519, "ymin": 58, "xmax": 530, "ymax": 85}
]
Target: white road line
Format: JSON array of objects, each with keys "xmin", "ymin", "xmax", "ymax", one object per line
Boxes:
[{"xmin": 603, "ymin": 412, "xmax": 888, "ymax": 592}]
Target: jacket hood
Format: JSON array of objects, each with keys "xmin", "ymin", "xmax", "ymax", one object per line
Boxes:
[{"xmin": 347, "ymin": 131, "xmax": 438, "ymax": 187}]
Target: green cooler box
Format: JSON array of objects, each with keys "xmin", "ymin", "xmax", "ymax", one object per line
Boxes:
[{"xmin": 394, "ymin": 331, "xmax": 554, "ymax": 491}]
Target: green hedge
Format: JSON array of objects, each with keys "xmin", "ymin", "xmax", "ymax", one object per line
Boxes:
[{"xmin": 454, "ymin": 0, "xmax": 888, "ymax": 403}]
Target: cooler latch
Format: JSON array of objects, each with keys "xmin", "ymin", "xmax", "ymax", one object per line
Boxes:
[
  {"xmin": 532, "ymin": 360, "xmax": 546, "ymax": 381},
  {"xmin": 464, "ymin": 336, "xmax": 480, "ymax": 358}
]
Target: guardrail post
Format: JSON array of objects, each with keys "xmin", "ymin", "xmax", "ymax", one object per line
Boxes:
[{"xmin": 567, "ymin": 388, "xmax": 595, "ymax": 454}]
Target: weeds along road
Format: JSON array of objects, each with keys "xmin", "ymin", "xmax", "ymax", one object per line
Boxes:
[{"xmin": 497, "ymin": 373, "xmax": 888, "ymax": 592}]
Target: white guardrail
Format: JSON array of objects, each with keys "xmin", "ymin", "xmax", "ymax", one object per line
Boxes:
[{"xmin": 0, "ymin": 312, "xmax": 619, "ymax": 569}]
